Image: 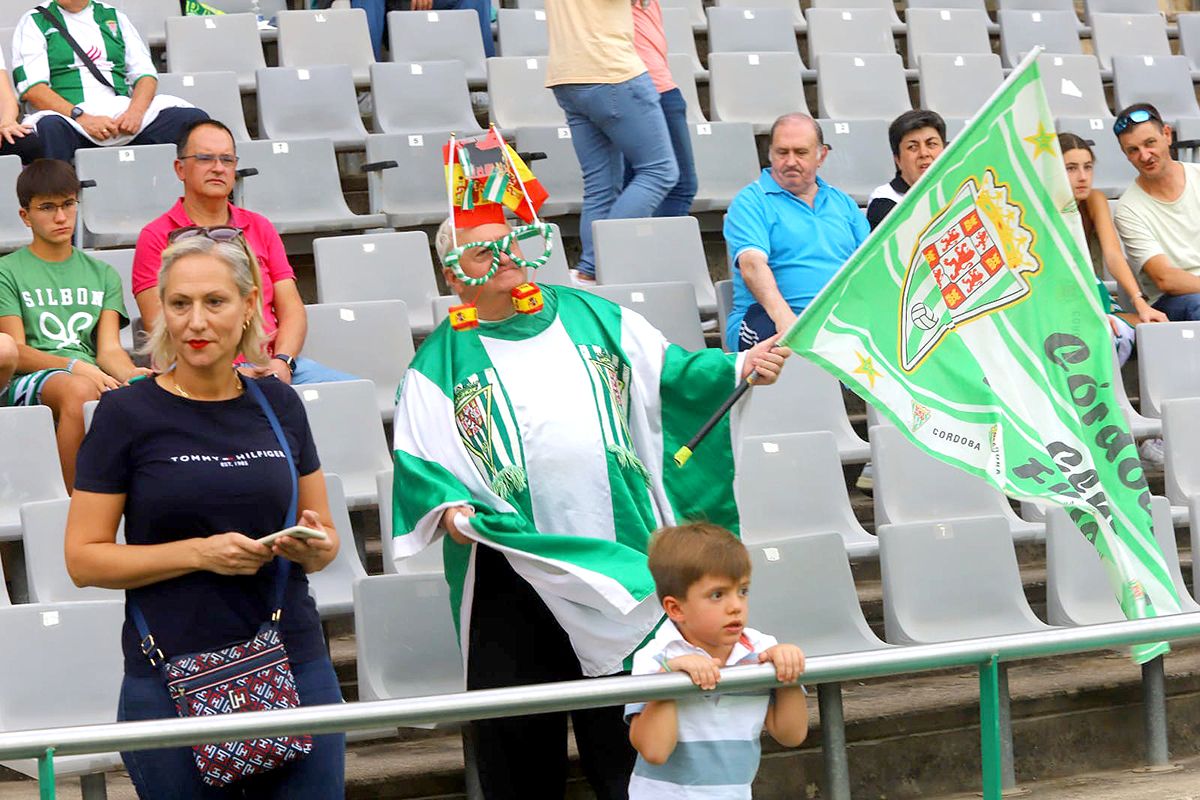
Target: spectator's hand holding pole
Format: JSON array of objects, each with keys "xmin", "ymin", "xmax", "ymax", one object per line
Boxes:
[{"xmin": 440, "ymin": 505, "xmax": 475, "ymax": 545}]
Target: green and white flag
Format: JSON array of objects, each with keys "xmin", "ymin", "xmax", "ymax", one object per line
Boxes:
[{"xmin": 779, "ymin": 52, "xmax": 1181, "ymax": 664}]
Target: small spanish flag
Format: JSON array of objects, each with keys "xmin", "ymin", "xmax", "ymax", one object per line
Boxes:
[{"xmin": 443, "ymin": 128, "xmax": 549, "ymax": 228}]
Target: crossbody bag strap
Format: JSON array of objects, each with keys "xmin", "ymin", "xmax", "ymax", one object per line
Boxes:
[
  {"xmin": 34, "ymin": 4, "xmax": 117, "ymax": 94},
  {"xmin": 132, "ymin": 375, "xmax": 299, "ymax": 667}
]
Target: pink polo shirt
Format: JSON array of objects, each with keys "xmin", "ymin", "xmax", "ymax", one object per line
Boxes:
[
  {"xmin": 132, "ymin": 199, "xmax": 295, "ymax": 340},
  {"xmin": 631, "ymin": 1, "xmax": 675, "ymax": 94}
]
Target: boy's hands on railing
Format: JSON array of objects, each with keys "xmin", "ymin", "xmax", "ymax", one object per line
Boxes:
[
  {"xmin": 759, "ymin": 643, "xmax": 806, "ymax": 684},
  {"xmin": 666, "ymin": 654, "xmax": 724, "ymax": 691}
]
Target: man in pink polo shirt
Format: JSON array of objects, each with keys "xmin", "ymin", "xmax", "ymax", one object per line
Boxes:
[{"xmin": 132, "ymin": 118, "xmax": 352, "ymax": 384}]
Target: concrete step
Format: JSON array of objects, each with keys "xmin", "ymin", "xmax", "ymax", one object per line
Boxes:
[{"xmin": 935, "ymin": 751, "xmax": 1200, "ymax": 800}]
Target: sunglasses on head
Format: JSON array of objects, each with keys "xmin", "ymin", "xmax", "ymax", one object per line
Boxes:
[
  {"xmin": 1113, "ymin": 108, "xmax": 1161, "ymax": 136},
  {"xmin": 168, "ymin": 225, "xmax": 245, "ymax": 244}
]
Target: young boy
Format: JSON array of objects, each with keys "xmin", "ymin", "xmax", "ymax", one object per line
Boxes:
[
  {"xmin": 627, "ymin": 523, "xmax": 809, "ymax": 797},
  {"xmin": 0, "ymin": 159, "xmax": 146, "ymax": 489}
]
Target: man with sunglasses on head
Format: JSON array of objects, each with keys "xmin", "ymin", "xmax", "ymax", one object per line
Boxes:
[
  {"xmin": 132, "ymin": 119, "xmax": 352, "ymax": 385},
  {"xmin": 1113, "ymin": 103, "xmax": 1200, "ymax": 321}
]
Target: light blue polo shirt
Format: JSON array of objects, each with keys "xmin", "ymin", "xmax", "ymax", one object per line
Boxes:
[{"xmin": 723, "ymin": 169, "xmax": 869, "ymax": 350}]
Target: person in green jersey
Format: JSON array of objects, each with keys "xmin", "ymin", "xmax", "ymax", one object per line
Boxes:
[
  {"xmin": 0, "ymin": 332, "xmax": 15, "ymax": 391},
  {"xmin": 0, "ymin": 159, "xmax": 147, "ymax": 488},
  {"xmin": 392, "ymin": 216, "xmax": 789, "ymax": 799}
]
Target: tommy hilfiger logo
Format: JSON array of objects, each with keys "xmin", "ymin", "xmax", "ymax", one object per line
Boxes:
[
  {"xmin": 169, "ymin": 450, "xmax": 287, "ymax": 468},
  {"xmin": 228, "ymin": 688, "xmax": 249, "ymax": 709}
]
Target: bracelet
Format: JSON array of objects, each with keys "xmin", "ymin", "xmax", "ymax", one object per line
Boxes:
[{"xmin": 65, "ymin": 358, "xmax": 78, "ymax": 374}]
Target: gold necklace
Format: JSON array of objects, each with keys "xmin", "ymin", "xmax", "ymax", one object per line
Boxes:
[{"xmin": 172, "ymin": 375, "xmax": 243, "ymax": 400}]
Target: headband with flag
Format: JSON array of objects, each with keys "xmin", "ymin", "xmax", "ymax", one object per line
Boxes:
[{"xmin": 442, "ymin": 126, "xmax": 549, "ymax": 229}]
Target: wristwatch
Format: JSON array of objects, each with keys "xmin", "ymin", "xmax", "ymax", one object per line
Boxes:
[
  {"xmin": 272, "ymin": 353, "xmax": 296, "ymax": 374},
  {"xmin": 69, "ymin": 106, "xmax": 84, "ymax": 120}
]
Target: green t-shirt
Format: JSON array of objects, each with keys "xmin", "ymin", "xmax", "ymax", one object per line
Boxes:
[{"xmin": 0, "ymin": 247, "xmax": 128, "ymax": 365}]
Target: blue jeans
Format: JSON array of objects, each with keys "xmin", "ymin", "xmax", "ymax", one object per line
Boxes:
[
  {"xmin": 118, "ymin": 657, "xmax": 346, "ymax": 799},
  {"xmin": 1152, "ymin": 291, "xmax": 1200, "ymax": 321},
  {"xmin": 290, "ymin": 357, "xmax": 357, "ymax": 385},
  {"xmin": 552, "ymin": 73, "xmax": 679, "ymax": 276},
  {"xmin": 354, "ymin": 0, "xmax": 495, "ymax": 61},
  {"xmin": 621, "ymin": 88, "xmax": 698, "ymax": 217}
]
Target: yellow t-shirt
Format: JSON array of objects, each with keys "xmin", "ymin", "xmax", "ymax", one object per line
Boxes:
[{"xmin": 545, "ymin": 0, "xmax": 647, "ymax": 87}]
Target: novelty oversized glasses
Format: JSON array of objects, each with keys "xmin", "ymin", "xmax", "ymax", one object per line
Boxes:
[{"xmin": 442, "ymin": 221, "xmax": 556, "ymax": 286}]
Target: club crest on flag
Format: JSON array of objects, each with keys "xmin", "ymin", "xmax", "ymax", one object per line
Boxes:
[
  {"xmin": 453, "ymin": 372, "xmax": 527, "ymax": 499},
  {"xmin": 899, "ymin": 169, "xmax": 1040, "ymax": 372}
]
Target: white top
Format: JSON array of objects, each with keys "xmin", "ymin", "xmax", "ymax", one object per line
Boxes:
[
  {"xmin": 625, "ymin": 621, "xmax": 778, "ymax": 799},
  {"xmin": 1113, "ymin": 161, "xmax": 1200, "ymax": 302}
]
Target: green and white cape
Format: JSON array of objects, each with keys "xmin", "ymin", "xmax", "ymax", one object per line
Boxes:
[{"xmin": 392, "ymin": 285, "xmax": 745, "ymax": 676}]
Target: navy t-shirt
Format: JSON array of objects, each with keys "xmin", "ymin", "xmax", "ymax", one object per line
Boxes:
[{"xmin": 75, "ymin": 375, "xmax": 326, "ymax": 678}]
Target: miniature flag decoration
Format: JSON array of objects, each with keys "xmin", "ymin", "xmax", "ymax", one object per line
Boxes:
[
  {"xmin": 779, "ymin": 52, "xmax": 1181, "ymax": 664},
  {"xmin": 184, "ymin": 0, "xmax": 225, "ymax": 15},
  {"xmin": 443, "ymin": 128, "xmax": 549, "ymax": 228}
]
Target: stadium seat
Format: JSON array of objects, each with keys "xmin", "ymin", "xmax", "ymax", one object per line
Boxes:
[
  {"xmin": 918, "ymin": 53, "xmax": 1004, "ymax": 123},
  {"xmin": 354, "ymin": 573, "xmax": 465, "ymax": 705},
  {"xmin": 905, "ymin": 8, "xmax": 993, "ymax": 67},
  {"xmin": 1163, "ymin": 396, "xmax": 1200, "ymax": 506},
  {"xmin": 878, "ymin": 515, "xmax": 1053, "ymax": 644},
  {"xmin": 1044, "ymin": 505, "xmax": 1125, "ymax": 625},
  {"xmin": 593, "ymin": 216, "xmax": 717, "ymax": 314},
  {"xmin": 818, "ymin": 117, "xmax": 897, "ymax": 204},
  {"xmin": 997, "ymin": 9, "xmax": 1084, "ymax": 69},
  {"xmin": 235, "ymin": 138, "xmax": 387, "ymax": 234},
  {"xmin": 740, "ymin": 358, "xmax": 871, "ymax": 463},
  {"xmin": 164, "ymin": 13, "xmax": 265, "ymax": 92},
  {"xmin": 513, "ymin": 0, "xmax": 544, "ymax": 7},
  {"xmin": 714, "ymin": 0, "xmax": 805, "ymax": 30},
  {"xmin": 514, "ymin": 125, "xmax": 584, "ymax": 217},
  {"xmin": 907, "ymin": 0, "xmax": 999, "ymax": 31},
  {"xmin": 716, "ymin": 279, "xmax": 733, "ymax": 350},
  {"xmin": 1112, "ymin": 55, "xmax": 1200, "ymax": 127},
  {"xmin": 487, "ymin": 56, "xmax": 567, "ymax": 131},
  {"xmin": 689, "ymin": 121, "xmax": 761, "ymax": 212},
  {"xmin": 815, "ymin": 53, "xmax": 910, "ymax": 121},
  {"xmin": 0, "ymin": 601, "xmax": 124, "ymax": 783},
  {"xmin": 1090, "ymin": 13, "xmax": 1171, "ymax": 72},
  {"xmin": 300, "ymin": 301, "xmax": 415, "ymax": 419},
  {"xmin": 708, "ymin": 52, "xmax": 808, "ymax": 134},
  {"xmin": 870, "ymin": 424, "xmax": 1043, "ymax": 540},
  {"xmin": 155, "ymin": 72, "xmax": 252, "ymax": 143},
  {"xmin": 1148, "ymin": 495, "xmax": 1200, "ymax": 608},
  {"xmin": 587, "ymin": 282, "xmax": 706, "ymax": 351},
  {"xmin": 1105, "ymin": 342, "xmax": 1160, "ymax": 438},
  {"xmin": 811, "ymin": 0, "xmax": 902, "ymax": 32},
  {"xmin": 376, "ymin": 471, "xmax": 447, "ymax": 576},
  {"xmin": 748, "ymin": 530, "xmax": 887, "ymax": 653},
  {"xmin": 19, "ymin": 499, "xmax": 121, "ymax": 604},
  {"xmin": 370, "ymin": 61, "xmax": 481, "ymax": 137},
  {"xmin": 805, "ymin": 8, "xmax": 900, "ymax": 64},
  {"xmin": 1136, "ymin": 322, "xmax": 1200, "ymax": 419},
  {"xmin": 997, "ymin": 0, "xmax": 1085, "ymax": 28},
  {"xmin": 307, "ymin": 473, "xmax": 369, "ymax": 618},
  {"xmin": 83, "ymin": 248, "xmax": 139, "ymax": 353},
  {"xmin": 707, "ymin": 7, "xmax": 805, "ymax": 66},
  {"xmin": 1054, "ymin": 117, "xmax": 1134, "ymax": 197},
  {"xmin": 296, "ymin": 380, "xmax": 393, "ymax": 513},
  {"xmin": 0, "ymin": 155, "xmax": 29, "ymax": 252},
  {"xmin": 314, "ymin": 231, "xmax": 441, "ymax": 335},
  {"xmin": 256, "ymin": 65, "xmax": 368, "ymax": 150},
  {"xmin": 1177, "ymin": 13, "xmax": 1200, "ymax": 73},
  {"xmin": 363, "ymin": 131, "xmax": 450, "ymax": 228},
  {"xmin": 1038, "ymin": 54, "xmax": 1112, "ymax": 119},
  {"xmin": 496, "ymin": 8, "xmax": 547, "ymax": 57},
  {"xmin": 738, "ymin": 432, "xmax": 878, "ymax": 558},
  {"xmin": 661, "ymin": 0, "xmax": 706, "ymax": 31},
  {"xmin": 205, "ymin": 0, "xmax": 286, "ymax": 16},
  {"xmin": 662, "ymin": 6, "xmax": 706, "ymax": 80},
  {"xmin": 1082, "ymin": 0, "xmax": 1165, "ymax": 25},
  {"xmin": 0, "ymin": 1, "xmax": 27, "ymax": 29},
  {"xmin": 276, "ymin": 9, "xmax": 375, "ymax": 87},
  {"xmin": 75, "ymin": 143, "xmax": 177, "ymax": 249},
  {"xmin": 666, "ymin": 54, "xmax": 708, "ymax": 124},
  {"xmin": 111, "ymin": 0, "xmax": 177, "ymax": 47},
  {"xmin": 388, "ymin": 9, "xmax": 487, "ymax": 88}
]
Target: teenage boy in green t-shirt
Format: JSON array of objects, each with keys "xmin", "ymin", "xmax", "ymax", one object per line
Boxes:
[{"xmin": 0, "ymin": 159, "xmax": 147, "ymax": 489}]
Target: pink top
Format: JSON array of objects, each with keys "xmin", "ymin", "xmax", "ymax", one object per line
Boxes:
[
  {"xmin": 133, "ymin": 199, "xmax": 296, "ymax": 342},
  {"xmin": 631, "ymin": 1, "xmax": 675, "ymax": 94}
]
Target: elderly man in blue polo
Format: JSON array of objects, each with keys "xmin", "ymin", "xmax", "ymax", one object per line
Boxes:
[{"xmin": 724, "ymin": 113, "xmax": 869, "ymax": 351}]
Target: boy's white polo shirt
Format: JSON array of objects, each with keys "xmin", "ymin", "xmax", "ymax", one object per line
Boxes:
[{"xmin": 625, "ymin": 621, "xmax": 778, "ymax": 799}]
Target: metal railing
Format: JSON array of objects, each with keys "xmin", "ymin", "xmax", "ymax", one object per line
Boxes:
[{"xmin": 10, "ymin": 614, "xmax": 1200, "ymax": 800}]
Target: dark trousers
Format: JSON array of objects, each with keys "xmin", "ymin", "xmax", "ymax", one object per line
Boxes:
[
  {"xmin": 117, "ymin": 657, "xmax": 346, "ymax": 799},
  {"xmin": 0, "ymin": 131, "xmax": 43, "ymax": 164},
  {"xmin": 36, "ymin": 106, "xmax": 210, "ymax": 163},
  {"xmin": 466, "ymin": 545, "xmax": 636, "ymax": 799}
]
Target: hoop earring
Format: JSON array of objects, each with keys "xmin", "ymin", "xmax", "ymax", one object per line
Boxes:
[{"xmin": 243, "ymin": 318, "xmax": 251, "ymax": 331}]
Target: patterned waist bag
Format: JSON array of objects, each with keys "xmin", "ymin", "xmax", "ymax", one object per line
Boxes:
[{"xmin": 130, "ymin": 378, "xmax": 312, "ymax": 786}]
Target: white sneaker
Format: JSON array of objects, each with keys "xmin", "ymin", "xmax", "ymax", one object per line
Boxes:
[
  {"xmin": 1138, "ymin": 437, "xmax": 1165, "ymax": 467},
  {"xmin": 569, "ymin": 269, "xmax": 596, "ymax": 287},
  {"xmin": 855, "ymin": 462, "xmax": 874, "ymax": 493}
]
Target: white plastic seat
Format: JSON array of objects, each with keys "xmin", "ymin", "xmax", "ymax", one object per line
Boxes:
[
  {"xmin": 661, "ymin": 0, "xmax": 706, "ymax": 30},
  {"xmin": 1038, "ymin": 54, "xmax": 1112, "ymax": 119},
  {"xmin": 164, "ymin": 13, "xmax": 265, "ymax": 92},
  {"xmin": 737, "ymin": 432, "xmax": 878, "ymax": 558},
  {"xmin": 76, "ymin": 144, "xmax": 177, "ymax": 248},
  {"xmin": 689, "ymin": 121, "xmax": 760, "ymax": 212},
  {"xmin": 815, "ymin": 53, "xmax": 911, "ymax": 121},
  {"xmin": 256, "ymin": 65, "xmax": 368, "ymax": 150},
  {"xmin": 388, "ymin": 9, "xmax": 487, "ymax": 87},
  {"xmin": 487, "ymin": 56, "xmax": 566, "ymax": 130},
  {"xmin": 299, "ymin": 301, "xmax": 415, "ymax": 419},
  {"xmin": 0, "ymin": 155, "xmax": 27, "ymax": 252},
  {"xmin": 0, "ymin": 407, "xmax": 68, "ymax": 541},
  {"xmin": 666, "ymin": 54, "xmax": 707, "ymax": 124},
  {"xmin": 805, "ymin": 8, "xmax": 899, "ymax": 63},
  {"xmin": 587, "ymin": 282, "xmax": 705, "ymax": 351},
  {"xmin": 1162, "ymin": 396, "xmax": 1200, "ymax": 506},
  {"xmin": 307, "ymin": 473, "xmax": 368, "ymax": 619},
  {"xmin": 376, "ymin": 471, "xmax": 446, "ymax": 576},
  {"xmin": 1177, "ymin": 13, "xmax": 1200, "ymax": 73},
  {"xmin": 918, "ymin": 53, "xmax": 1003, "ymax": 122},
  {"xmin": 1136, "ymin": 321, "xmax": 1200, "ymax": 418},
  {"xmin": 155, "ymin": 72, "xmax": 252, "ymax": 143},
  {"xmin": 593, "ymin": 216, "xmax": 717, "ymax": 315},
  {"xmin": 997, "ymin": 9, "xmax": 1083, "ymax": 68},
  {"xmin": 905, "ymin": 8, "xmax": 993, "ymax": 67},
  {"xmin": 998, "ymin": 0, "xmax": 1085, "ymax": 26},
  {"xmin": 870, "ymin": 424, "xmax": 1043, "ymax": 540},
  {"xmin": 295, "ymin": 380, "xmax": 395, "ymax": 510},
  {"xmin": 84, "ymin": 248, "xmax": 139, "ymax": 352},
  {"xmin": 1111, "ymin": 55, "xmax": 1200, "ymax": 127},
  {"xmin": 818, "ymin": 117, "xmax": 896, "ymax": 204},
  {"xmin": 313, "ymin": 231, "xmax": 441, "ymax": 335},
  {"xmin": 878, "ymin": 515, "xmax": 1053, "ymax": 644},
  {"xmin": 716, "ymin": 279, "xmax": 733, "ymax": 351},
  {"xmin": 714, "ymin": 0, "xmax": 805, "ymax": 30},
  {"xmin": 514, "ymin": 125, "xmax": 583, "ymax": 217},
  {"xmin": 364, "ymin": 131, "xmax": 451, "ymax": 228},
  {"xmin": 370, "ymin": 61, "xmax": 482, "ymax": 136},
  {"xmin": 110, "ymin": 0, "xmax": 176, "ymax": 47},
  {"xmin": 1090, "ymin": 12, "xmax": 1170, "ymax": 72},
  {"xmin": 496, "ymin": 8, "xmax": 547, "ymax": 57},
  {"xmin": 707, "ymin": 7, "xmax": 804, "ymax": 63},
  {"xmin": 708, "ymin": 52, "xmax": 808, "ymax": 134},
  {"xmin": 662, "ymin": 7, "xmax": 706, "ymax": 79},
  {"xmin": 1054, "ymin": 116, "xmax": 1134, "ymax": 197},
  {"xmin": 19, "ymin": 499, "xmax": 121, "ymax": 603},
  {"xmin": 276, "ymin": 9, "xmax": 375, "ymax": 86}
]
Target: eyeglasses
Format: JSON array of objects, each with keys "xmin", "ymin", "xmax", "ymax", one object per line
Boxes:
[
  {"xmin": 443, "ymin": 223, "xmax": 556, "ymax": 286},
  {"xmin": 168, "ymin": 225, "xmax": 245, "ymax": 244},
  {"xmin": 1113, "ymin": 108, "xmax": 1160, "ymax": 136},
  {"xmin": 179, "ymin": 153, "xmax": 238, "ymax": 166},
  {"xmin": 30, "ymin": 198, "xmax": 78, "ymax": 214}
]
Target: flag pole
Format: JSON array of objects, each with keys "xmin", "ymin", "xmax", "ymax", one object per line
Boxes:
[{"xmin": 673, "ymin": 374, "xmax": 757, "ymax": 467}]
